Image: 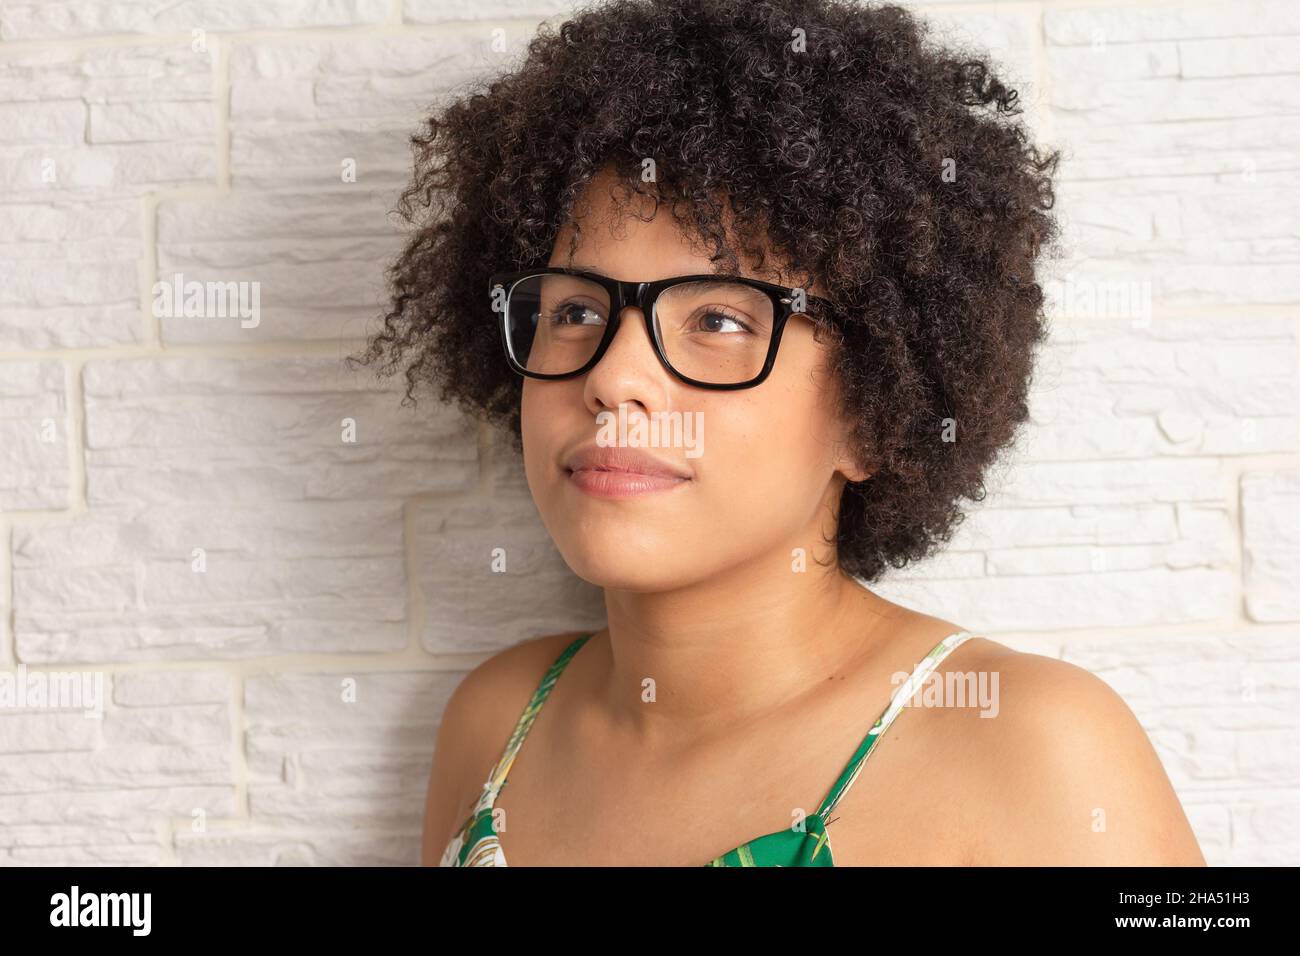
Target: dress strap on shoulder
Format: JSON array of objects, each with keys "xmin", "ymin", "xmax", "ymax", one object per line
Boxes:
[
  {"xmin": 474, "ymin": 631, "xmax": 594, "ymax": 813},
  {"xmin": 814, "ymin": 630, "xmax": 977, "ymax": 821}
]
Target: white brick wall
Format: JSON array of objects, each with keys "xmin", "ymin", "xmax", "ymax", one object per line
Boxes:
[{"xmin": 0, "ymin": 0, "xmax": 1295, "ymax": 866}]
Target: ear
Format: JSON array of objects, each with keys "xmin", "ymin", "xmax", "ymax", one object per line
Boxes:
[
  {"xmin": 835, "ymin": 446, "xmax": 871, "ymax": 484},
  {"xmin": 829, "ymin": 418, "xmax": 871, "ymax": 484}
]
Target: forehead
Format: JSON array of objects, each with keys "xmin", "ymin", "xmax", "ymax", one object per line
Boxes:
[{"xmin": 548, "ymin": 165, "xmax": 814, "ymax": 292}]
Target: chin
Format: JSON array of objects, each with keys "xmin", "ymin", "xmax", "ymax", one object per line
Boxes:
[{"xmin": 553, "ymin": 534, "xmax": 699, "ymax": 592}]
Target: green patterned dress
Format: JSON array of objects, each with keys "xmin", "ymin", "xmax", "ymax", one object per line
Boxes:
[{"xmin": 439, "ymin": 629, "xmax": 975, "ymax": 867}]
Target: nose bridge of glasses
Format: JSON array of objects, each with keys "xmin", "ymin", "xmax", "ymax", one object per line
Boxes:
[
  {"xmin": 584, "ymin": 279, "xmax": 668, "ymax": 381},
  {"xmin": 604, "ymin": 284, "xmax": 654, "ymax": 349},
  {"xmin": 603, "ymin": 279, "xmax": 654, "ymax": 332},
  {"xmin": 609, "ymin": 279, "xmax": 652, "ymax": 317}
]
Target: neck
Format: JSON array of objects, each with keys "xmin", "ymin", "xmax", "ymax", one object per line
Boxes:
[{"xmin": 589, "ymin": 553, "xmax": 901, "ymax": 753}]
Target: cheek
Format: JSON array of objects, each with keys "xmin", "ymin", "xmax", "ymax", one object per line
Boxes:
[
  {"xmin": 520, "ymin": 382, "xmax": 568, "ymax": 487},
  {"xmin": 695, "ymin": 383, "xmax": 831, "ymax": 513}
]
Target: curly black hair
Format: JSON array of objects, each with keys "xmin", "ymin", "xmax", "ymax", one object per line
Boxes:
[{"xmin": 348, "ymin": 0, "xmax": 1061, "ymax": 584}]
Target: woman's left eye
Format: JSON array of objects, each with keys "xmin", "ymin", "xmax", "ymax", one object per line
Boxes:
[{"xmin": 695, "ymin": 311, "xmax": 751, "ymax": 334}]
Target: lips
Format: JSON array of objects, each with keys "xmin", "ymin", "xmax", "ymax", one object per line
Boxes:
[
  {"xmin": 562, "ymin": 443, "xmax": 693, "ymax": 499},
  {"xmin": 563, "ymin": 444, "xmax": 693, "ymax": 480}
]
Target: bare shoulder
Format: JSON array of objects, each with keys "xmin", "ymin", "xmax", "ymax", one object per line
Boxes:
[
  {"xmin": 419, "ymin": 629, "xmax": 597, "ymax": 866},
  {"xmin": 933, "ymin": 638, "xmax": 1206, "ymax": 866}
]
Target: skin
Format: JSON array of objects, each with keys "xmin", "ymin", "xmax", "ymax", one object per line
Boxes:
[{"xmin": 421, "ymin": 165, "xmax": 1207, "ymax": 867}]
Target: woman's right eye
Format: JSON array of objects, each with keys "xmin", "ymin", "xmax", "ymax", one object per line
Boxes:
[{"xmin": 550, "ymin": 302, "xmax": 605, "ymax": 325}]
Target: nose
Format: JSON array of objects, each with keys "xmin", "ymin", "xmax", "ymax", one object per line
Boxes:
[
  {"xmin": 599, "ymin": 304, "xmax": 657, "ymax": 368},
  {"xmin": 583, "ymin": 304, "xmax": 672, "ymax": 412}
]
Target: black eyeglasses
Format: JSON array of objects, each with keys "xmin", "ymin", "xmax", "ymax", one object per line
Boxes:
[{"xmin": 489, "ymin": 267, "xmax": 834, "ymax": 390}]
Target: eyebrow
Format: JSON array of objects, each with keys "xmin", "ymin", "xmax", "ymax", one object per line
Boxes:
[
  {"xmin": 551, "ymin": 265, "xmax": 829, "ymax": 311},
  {"xmin": 564, "ymin": 264, "xmax": 725, "ymax": 279}
]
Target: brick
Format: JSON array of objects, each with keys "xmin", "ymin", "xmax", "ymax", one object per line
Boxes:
[
  {"xmin": 238, "ymin": 669, "xmax": 454, "ymax": 845},
  {"xmin": 228, "ymin": 29, "xmax": 520, "ymax": 189},
  {"xmin": 404, "ymin": 0, "xmax": 578, "ymax": 23},
  {"xmin": 1179, "ymin": 34, "xmax": 1300, "ymax": 77},
  {"xmin": 1025, "ymin": 315, "xmax": 1299, "ymax": 458},
  {"xmin": 113, "ymin": 670, "xmax": 232, "ymax": 707},
  {"xmin": 175, "ymin": 828, "xmax": 416, "ymax": 865},
  {"xmin": 412, "ymin": 456, "xmax": 606, "ymax": 655},
  {"xmin": 0, "ymin": 0, "xmax": 388, "ymax": 41},
  {"xmin": 1045, "ymin": 1, "xmax": 1300, "ymax": 45},
  {"xmin": 10, "ymin": 357, "xmax": 478, "ymax": 664},
  {"xmin": 880, "ymin": 566, "xmax": 1234, "ymax": 631},
  {"xmin": 11, "ymin": 501, "xmax": 413, "ymax": 663},
  {"xmin": 89, "ymin": 101, "xmax": 212, "ymax": 145},
  {"xmin": 1064, "ymin": 630, "xmax": 1300, "ymax": 796},
  {"xmin": 0, "ymin": 667, "xmax": 236, "ymax": 858},
  {"xmin": 0, "ymin": 820, "xmax": 165, "ymax": 864},
  {"xmin": 0, "ymin": 44, "xmax": 215, "ymax": 348},
  {"xmin": 0, "ymin": 786, "xmax": 235, "ymax": 831},
  {"xmin": 156, "ymin": 189, "xmax": 404, "ymax": 343},
  {"xmin": 80, "ymin": 356, "xmax": 478, "ymax": 503},
  {"xmin": 1045, "ymin": 4, "xmax": 1300, "ymax": 305},
  {"xmin": 0, "ymin": 45, "xmax": 216, "ymax": 197},
  {"xmin": 0, "ymin": 361, "xmax": 71, "ymax": 509},
  {"xmin": 1225, "ymin": 797, "xmax": 1300, "ymax": 864},
  {"xmin": 0, "ymin": 100, "xmax": 84, "ymax": 146},
  {"xmin": 0, "ymin": 711, "xmax": 101, "ymax": 755},
  {"xmin": 1242, "ymin": 470, "xmax": 1300, "ymax": 621}
]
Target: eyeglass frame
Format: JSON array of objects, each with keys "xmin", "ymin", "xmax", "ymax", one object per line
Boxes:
[{"xmin": 489, "ymin": 266, "xmax": 836, "ymax": 391}]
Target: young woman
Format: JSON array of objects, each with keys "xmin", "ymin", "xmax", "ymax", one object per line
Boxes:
[{"xmin": 352, "ymin": 0, "xmax": 1206, "ymax": 866}]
